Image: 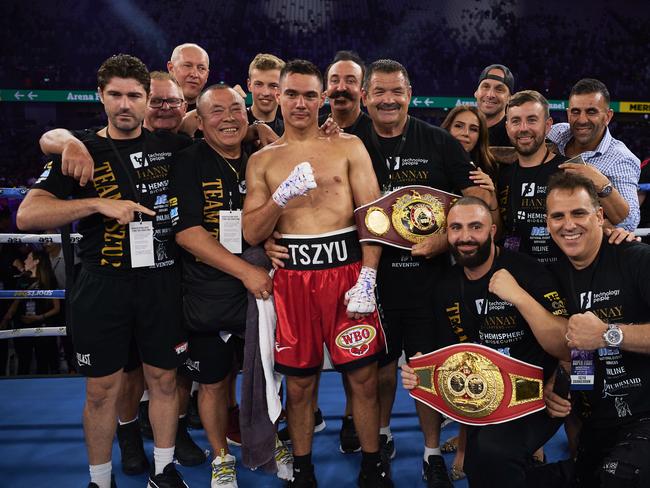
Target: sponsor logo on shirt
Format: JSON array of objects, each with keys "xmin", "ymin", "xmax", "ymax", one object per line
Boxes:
[
  {"xmin": 36, "ymin": 162, "xmax": 52, "ymax": 183},
  {"xmin": 475, "ymin": 298, "xmax": 489, "ymax": 315},
  {"xmin": 336, "ymin": 325, "xmax": 376, "ymax": 356},
  {"xmin": 521, "ymin": 182, "xmax": 536, "ymax": 197},
  {"xmin": 129, "ymin": 151, "xmax": 149, "ymax": 169},
  {"xmin": 155, "ymin": 194, "xmax": 168, "ymax": 207},
  {"xmin": 530, "ymin": 226, "xmax": 549, "ymax": 237},
  {"xmin": 580, "ymin": 291, "xmax": 593, "ymax": 310}
]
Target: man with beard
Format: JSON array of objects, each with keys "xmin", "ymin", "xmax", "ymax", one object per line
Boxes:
[
  {"xmin": 547, "ymin": 78, "xmax": 639, "ymax": 231},
  {"xmin": 401, "ymin": 196, "xmax": 570, "ymax": 488},
  {"xmin": 170, "ymin": 84, "xmax": 273, "ymax": 488},
  {"xmin": 474, "ymin": 64, "xmax": 514, "ymax": 147},
  {"xmin": 355, "ymin": 59, "xmax": 488, "ymax": 486},
  {"xmin": 18, "ymin": 54, "xmax": 190, "ymax": 488},
  {"xmin": 496, "ymin": 90, "xmax": 566, "ymax": 265}
]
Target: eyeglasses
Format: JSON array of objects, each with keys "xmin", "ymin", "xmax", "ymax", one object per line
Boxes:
[{"xmin": 149, "ymin": 97, "xmax": 185, "ymax": 108}]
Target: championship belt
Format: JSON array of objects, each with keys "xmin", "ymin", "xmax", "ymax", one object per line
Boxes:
[
  {"xmin": 409, "ymin": 343, "xmax": 545, "ymax": 426},
  {"xmin": 354, "ymin": 185, "xmax": 460, "ymax": 250}
]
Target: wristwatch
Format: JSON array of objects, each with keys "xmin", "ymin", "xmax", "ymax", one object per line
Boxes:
[
  {"xmin": 603, "ymin": 323, "xmax": 624, "ymax": 347},
  {"xmin": 597, "ymin": 182, "xmax": 613, "ymax": 198}
]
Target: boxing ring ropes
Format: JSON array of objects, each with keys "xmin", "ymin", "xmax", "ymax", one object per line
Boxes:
[
  {"xmin": 2, "ymin": 185, "xmax": 650, "ymax": 343},
  {"xmin": 0, "ymin": 187, "xmax": 77, "ymax": 342}
]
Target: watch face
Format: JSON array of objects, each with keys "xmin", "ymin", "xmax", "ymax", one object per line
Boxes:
[
  {"xmin": 605, "ymin": 328, "xmax": 623, "ymax": 346},
  {"xmin": 598, "ymin": 184, "xmax": 613, "ymax": 197}
]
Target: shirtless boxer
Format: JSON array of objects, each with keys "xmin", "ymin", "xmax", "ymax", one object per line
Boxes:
[{"xmin": 243, "ymin": 59, "xmax": 392, "ymax": 488}]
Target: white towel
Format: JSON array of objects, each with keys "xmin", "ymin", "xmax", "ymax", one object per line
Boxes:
[{"xmin": 256, "ymin": 295, "xmax": 283, "ymax": 423}]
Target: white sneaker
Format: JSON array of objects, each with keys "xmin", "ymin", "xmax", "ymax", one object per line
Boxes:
[
  {"xmin": 274, "ymin": 436, "xmax": 293, "ymax": 481},
  {"xmin": 211, "ymin": 450, "xmax": 238, "ymax": 488}
]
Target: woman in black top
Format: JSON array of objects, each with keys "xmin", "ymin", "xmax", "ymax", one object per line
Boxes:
[{"xmin": 1, "ymin": 248, "xmax": 61, "ymax": 374}]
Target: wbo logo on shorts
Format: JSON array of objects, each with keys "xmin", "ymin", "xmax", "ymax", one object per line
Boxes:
[{"xmin": 336, "ymin": 325, "xmax": 376, "ymax": 357}]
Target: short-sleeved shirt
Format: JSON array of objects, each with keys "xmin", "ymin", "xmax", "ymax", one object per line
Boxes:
[
  {"xmin": 497, "ymin": 154, "xmax": 567, "ymax": 264},
  {"xmin": 354, "ymin": 115, "xmax": 475, "ymax": 308},
  {"xmin": 550, "ymin": 238, "xmax": 650, "ymax": 427},
  {"xmin": 33, "ymin": 129, "xmax": 191, "ymax": 272},
  {"xmin": 488, "ymin": 116, "xmax": 511, "ymax": 147},
  {"xmin": 247, "ymin": 107, "xmax": 284, "ymax": 137},
  {"xmin": 170, "ymin": 140, "xmax": 248, "ymax": 290},
  {"xmin": 435, "ymin": 248, "xmax": 567, "ymax": 379}
]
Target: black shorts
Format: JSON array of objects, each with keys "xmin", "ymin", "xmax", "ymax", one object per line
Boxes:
[
  {"xmin": 179, "ymin": 332, "xmax": 244, "ymax": 384},
  {"xmin": 378, "ymin": 305, "xmax": 436, "ymax": 367},
  {"xmin": 69, "ymin": 265, "xmax": 187, "ymax": 377}
]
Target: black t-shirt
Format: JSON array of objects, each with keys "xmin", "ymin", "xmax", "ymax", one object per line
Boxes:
[
  {"xmin": 317, "ymin": 110, "xmax": 372, "ymax": 137},
  {"xmin": 170, "ymin": 140, "xmax": 248, "ymax": 295},
  {"xmin": 0, "ymin": 245, "xmax": 21, "ymax": 317},
  {"xmin": 488, "ymin": 116, "xmax": 511, "ymax": 147},
  {"xmin": 435, "ymin": 249, "xmax": 567, "ymax": 379},
  {"xmin": 550, "ymin": 239, "xmax": 650, "ymax": 426},
  {"xmin": 354, "ymin": 116, "xmax": 474, "ymax": 309},
  {"xmin": 247, "ymin": 107, "xmax": 284, "ymax": 136},
  {"xmin": 33, "ymin": 129, "xmax": 191, "ymax": 272},
  {"xmin": 497, "ymin": 154, "xmax": 567, "ymax": 264}
]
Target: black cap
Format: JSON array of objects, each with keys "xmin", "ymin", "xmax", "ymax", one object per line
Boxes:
[{"xmin": 478, "ymin": 64, "xmax": 514, "ymax": 93}]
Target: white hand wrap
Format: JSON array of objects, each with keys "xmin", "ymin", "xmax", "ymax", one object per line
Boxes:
[
  {"xmin": 345, "ymin": 266, "xmax": 377, "ymax": 314},
  {"xmin": 272, "ymin": 162, "xmax": 317, "ymax": 208}
]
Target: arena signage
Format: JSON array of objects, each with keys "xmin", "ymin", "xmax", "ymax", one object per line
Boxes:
[{"xmin": 0, "ymin": 89, "xmax": 641, "ymax": 113}]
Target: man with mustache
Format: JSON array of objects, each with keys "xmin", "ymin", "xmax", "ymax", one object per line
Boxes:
[
  {"xmin": 547, "ymin": 79, "xmax": 640, "ymax": 231},
  {"xmin": 353, "ymin": 59, "xmax": 489, "ymax": 487},
  {"xmin": 324, "ymin": 50, "xmax": 371, "ymax": 135},
  {"xmin": 401, "ymin": 196, "xmax": 570, "ymax": 488}
]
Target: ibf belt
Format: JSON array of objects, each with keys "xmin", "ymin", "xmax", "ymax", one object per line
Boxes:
[
  {"xmin": 409, "ymin": 343, "xmax": 545, "ymax": 425},
  {"xmin": 354, "ymin": 185, "xmax": 459, "ymax": 250}
]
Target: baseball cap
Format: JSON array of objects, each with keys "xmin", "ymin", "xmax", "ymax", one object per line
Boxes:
[{"xmin": 478, "ymin": 64, "xmax": 514, "ymax": 93}]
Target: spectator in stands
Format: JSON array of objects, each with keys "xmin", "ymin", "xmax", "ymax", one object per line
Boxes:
[
  {"xmin": 548, "ymin": 78, "xmax": 640, "ymax": 231},
  {"xmin": 1, "ymin": 248, "xmax": 60, "ymax": 375},
  {"xmin": 0, "ymin": 205, "xmax": 22, "ymax": 375}
]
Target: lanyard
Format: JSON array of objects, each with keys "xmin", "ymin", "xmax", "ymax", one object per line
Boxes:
[
  {"xmin": 213, "ymin": 148, "xmax": 245, "ymax": 211},
  {"xmin": 458, "ymin": 247, "xmax": 500, "ymax": 337},
  {"xmin": 370, "ymin": 116, "xmax": 411, "ymax": 191},
  {"xmin": 106, "ymin": 130, "xmax": 147, "ymax": 208},
  {"xmin": 507, "ymin": 148, "xmax": 550, "ymax": 234}
]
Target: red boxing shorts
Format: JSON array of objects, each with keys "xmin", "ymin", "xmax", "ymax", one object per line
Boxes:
[{"xmin": 273, "ymin": 226, "xmax": 386, "ymax": 376}]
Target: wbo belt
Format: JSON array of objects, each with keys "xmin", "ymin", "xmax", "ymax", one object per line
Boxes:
[
  {"xmin": 409, "ymin": 343, "xmax": 545, "ymax": 426},
  {"xmin": 354, "ymin": 185, "xmax": 459, "ymax": 250}
]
